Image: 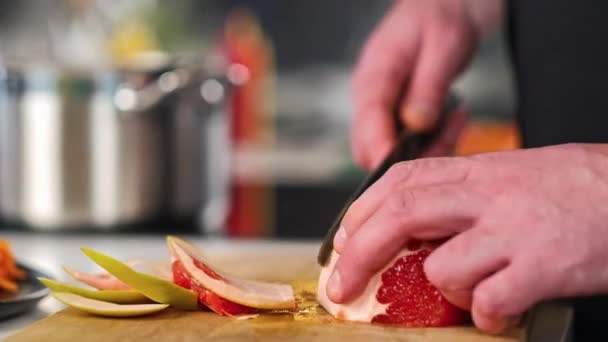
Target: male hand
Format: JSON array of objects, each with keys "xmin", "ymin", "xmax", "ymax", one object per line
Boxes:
[
  {"xmin": 328, "ymin": 144, "xmax": 608, "ymax": 333},
  {"xmin": 352, "ymin": 0, "xmax": 503, "ymax": 169}
]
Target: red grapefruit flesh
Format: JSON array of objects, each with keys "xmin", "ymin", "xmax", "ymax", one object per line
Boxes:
[
  {"xmin": 167, "ymin": 236, "xmax": 295, "ymax": 315},
  {"xmin": 318, "ymin": 244, "xmax": 468, "ymax": 327},
  {"xmin": 172, "ymin": 259, "xmax": 256, "ymax": 315},
  {"xmin": 371, "ymin": 249, "xmax": 466, "ymax": 326}
]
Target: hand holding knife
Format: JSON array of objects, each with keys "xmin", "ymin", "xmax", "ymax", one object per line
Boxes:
[{"xmin": 318, "ymin": 92, "xmax": 462, "ymax": 266}]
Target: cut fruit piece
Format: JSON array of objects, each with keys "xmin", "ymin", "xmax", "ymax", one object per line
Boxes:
[
  {"xmin": 167, "ymin": 236, "xmax": 295, "ymax": 315},
  {"xmin": 172, "ymin": 259, "xmax": 257, "ymax": 315},
  {"xmin": 81, "ymin": 248, "xmax": 198, "ymax": 310},
  {"xmin": 63, "ymin": 267, "xmax": 130, "ymax": 290},
  {"xmin": 52, "ymin": 292, "xmax": 168, "ymax": 317},
  {"xmin": 118, "ymin": 259, "xmax": 173, "ymax": 281},
  {"xmin": 317, "ymin": 244, "xmax": 468, "ymax": 327},
  {"xmin": 63, "ymin": 260, "xmax": 172, "ymax": 291},
  {"xmin": 39, "ymin": 278, "xmax": 151, "ymax": 304}
]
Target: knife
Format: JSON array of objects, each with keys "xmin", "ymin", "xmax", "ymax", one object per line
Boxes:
[
  {"xmin": 317, "ymin": 92, "xmax": 462, "ymax": 266},
  {"xmin": 525, "ymin": 300, "xmax": 574, "ymax": 342}
]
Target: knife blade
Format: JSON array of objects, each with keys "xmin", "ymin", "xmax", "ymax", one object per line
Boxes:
[
  {"xmin": 317, "ymin": 93, "xmax": 462, "ymax": 266},
  {"xmin": 525, "ymin": 300, "xmax": 574, "ymax": 342}
]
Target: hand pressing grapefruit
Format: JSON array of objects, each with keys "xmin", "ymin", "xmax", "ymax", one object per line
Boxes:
[{"xmin": 318, "ymin": 243, "xmax": 468, "ymax": 327}]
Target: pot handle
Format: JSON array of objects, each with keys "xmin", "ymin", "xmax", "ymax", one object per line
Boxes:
[
  {"xmin": 197, "ymin": 62, "xmax": 250, "ymax": 108},
  {"xmin": 115, "ymin": 64, "xmax": 245, "ymax": 116},
  {"xmin": 114, "ymin": 68, "xmax": 195, "ymax": 115}
]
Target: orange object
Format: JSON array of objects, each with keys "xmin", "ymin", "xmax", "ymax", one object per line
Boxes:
[
  {"xmin": 455, "ymin": 121, "xmax": 521, "ymax": 156},
  {"xmin": 0, "ymin": 240, "xmax": 26, "ymax": 293}
]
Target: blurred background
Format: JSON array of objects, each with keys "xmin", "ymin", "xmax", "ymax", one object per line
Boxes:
[{"xmin": 0, "ymin": 0, "xmax": 519, "ymax": 239}]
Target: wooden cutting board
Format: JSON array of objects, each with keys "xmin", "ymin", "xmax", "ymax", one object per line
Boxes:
[{"xmin": 6, "ymin": 247, "xmax": 523, "ymax": 342}]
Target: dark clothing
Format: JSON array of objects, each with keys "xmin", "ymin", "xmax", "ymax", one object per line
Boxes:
[
  {"xmin": 507, "ymin": 1, "xmax": 608, "ymax": 340},
  {"xmin": 508, "ymin": 0, "xmax": 608, "ymax": 148}
]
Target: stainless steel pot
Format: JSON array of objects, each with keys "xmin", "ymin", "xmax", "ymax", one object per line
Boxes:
[{"xmin": 0, "ymin": 61, "xmax": 232, "ymax": 231}]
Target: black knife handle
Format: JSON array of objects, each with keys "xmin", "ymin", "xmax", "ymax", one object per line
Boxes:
[
  {"xmin": 318, "ymin": 92, "xmax": 462, "ymax": 265},
  {"xmin": 351, "ymin": 92, "xmax": 461, "ymax": 202}
]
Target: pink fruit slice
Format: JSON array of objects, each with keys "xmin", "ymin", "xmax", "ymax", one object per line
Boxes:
[
  {"xmin": 167, "ymin": 236, "xmax": 295, "ymax": 315},
  {"xmin": 172, "ymin": 259, "xmax": 257, "ymax": 315},
  {"xmin": 64, "ymin": 260, "xmax": 172, "ymax": 291},
  {"xmin": 317, "ymin": 244, "xmax": 468, "ymax": 327},
  {"xmin": 64, "ymin": 267, "xmax": 130, "ymax": 290}
]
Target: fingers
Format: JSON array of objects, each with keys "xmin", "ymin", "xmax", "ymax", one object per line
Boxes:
[
  {"xmin": 335, "ymin": 157, "xmax": 473, "ymax": 253},
  {"xmin": 421, "ymin": 107, "xmax": 469, "ymax": 158},
  {"xmin": 400, "ymin": 10, "xmax": 475, "ymax": 132},
  {"xmin": 351, "ymin": 3, "xmax": 420, "ymax": 169},
  {"xmin": 473, "ymin": 257, "xmax": 547, "ymax": 319},
  {"xmin": 328, "ymin": 184, "xmax": 484, "ymax": 303},
  {"xmin": 424, "ymin": 228, "xmax": 511, "ymax": 310},
  {"xmin": 472, "ymin": 307, "xmax": 521, "ymax": 335},
  {"xmin": 350, "ymin": 108, "xmax": 396, "ymax": 171},
  {"xmin": 425, "ymin": 227, "xmax": 540, "ymax": 334},
  {"xmin": 351, "ymin": 1, "xmax": 477, "ymax": 168},
  {"xmin": 425, "ymin": 228, "xmax": 510, "ymax": 294},
  {"xmin": 472, "ymin": 260, "xmax": 546, "ymax": 334},
  {"xmin": 440, "ymin": 288, "xmax": 473, "ymax": 311}
]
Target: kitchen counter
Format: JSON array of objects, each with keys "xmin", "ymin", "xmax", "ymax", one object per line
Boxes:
[{"xmin": 0, "ymin": 232, "xmax": 319, "ymax": 340}]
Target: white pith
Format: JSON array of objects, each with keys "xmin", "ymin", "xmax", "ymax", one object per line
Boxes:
[
  {"xmin": 317, "ymin": 249, "xmax": 421, "ymax": 322},
  {"xmin": 168, "ymin": 237, "xmax": 295, "ymax": 310}
]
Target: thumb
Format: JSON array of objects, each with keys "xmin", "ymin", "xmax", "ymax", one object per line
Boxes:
[{"xmin": 401, "ymin": 19, "xmax": 475, "ymax": 132}]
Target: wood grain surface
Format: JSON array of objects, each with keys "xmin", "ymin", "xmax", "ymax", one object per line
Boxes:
[{"xmin": 6, "ymin": 246, "xmax": 523, "ymax": 342}]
